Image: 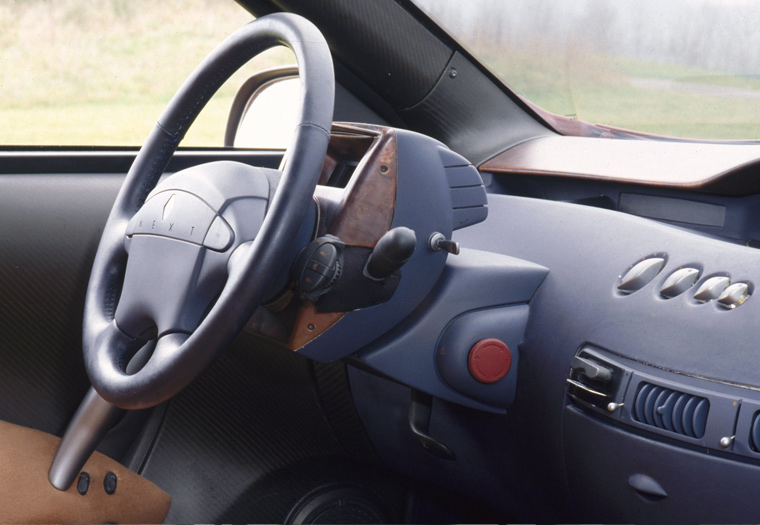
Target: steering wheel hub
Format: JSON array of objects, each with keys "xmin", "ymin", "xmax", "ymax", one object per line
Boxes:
[{"xmin": 116, "ymin": 162, "xmax": 274, "ymax": 339}]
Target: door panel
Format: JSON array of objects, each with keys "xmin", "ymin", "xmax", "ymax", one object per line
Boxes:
[
  {"xmin": 0, "ymin": 151, "xmax": 282, "ymax": 436},
  {"xmin": 0, "ymin": 173, "xmax": 120, "ymax": 434}
]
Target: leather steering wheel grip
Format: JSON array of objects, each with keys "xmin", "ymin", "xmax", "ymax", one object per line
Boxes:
[{"xmin": 83, "ymin": 13, "xmax": 334, "ymax": 410}]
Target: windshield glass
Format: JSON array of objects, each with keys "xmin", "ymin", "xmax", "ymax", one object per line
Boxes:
[{"xmin": 412, "ymin": 0, "xmax": 760, "ymax": 141}]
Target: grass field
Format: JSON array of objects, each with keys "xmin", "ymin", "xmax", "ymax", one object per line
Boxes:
[
  {"xmin": 0, "ymin": 0, "xmax": 293, "ymax": 146},
  {"xmin": 481, "ymin": 46, "xmax": 760, "ymax": 140},
  {"xmin": 2, "ymin": 0, "xmax": 759, "ymax": 145}
]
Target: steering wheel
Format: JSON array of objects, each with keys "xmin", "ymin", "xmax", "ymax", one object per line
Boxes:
[{"xmin": 82, "ymin": 13, "xmax": 334, "ymax": 410}]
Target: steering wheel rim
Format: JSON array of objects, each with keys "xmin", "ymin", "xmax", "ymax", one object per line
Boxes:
[{"xmin": 83, "ymin": 13, "xmax": 334, "ymax": 410}]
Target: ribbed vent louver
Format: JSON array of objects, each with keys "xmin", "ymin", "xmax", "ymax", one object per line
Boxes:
[
  {"xmin": 437, "ymin": 146, "xmax": 488, "ymax": 230},
  {"xmin": 633, "ymin": 382, "xmax": 709, "ymax": 439}
]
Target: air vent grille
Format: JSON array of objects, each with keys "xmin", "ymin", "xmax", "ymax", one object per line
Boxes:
[
  {"xmin": 437, "ymin": 146, "xmax": 488, "ymax": 230},
  {"xmin": 633, "ymin": 382, "xmax": 709, "ymax": 439}
]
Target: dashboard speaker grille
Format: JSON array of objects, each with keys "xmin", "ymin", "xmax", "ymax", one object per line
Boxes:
[{"xmin": 633, "ymin": 382, "xmax": 709, "ymax": 439}]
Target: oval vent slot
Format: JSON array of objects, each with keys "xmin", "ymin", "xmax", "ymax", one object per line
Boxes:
[
  {"xmin": 633, "ymin": 382, "xmax": 709, "ymax": 439},
  {"xmin": 750, "ymin": 412, "xmax": 760, "ymax": 452}
]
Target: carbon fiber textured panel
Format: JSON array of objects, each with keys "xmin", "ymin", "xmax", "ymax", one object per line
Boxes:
[
  {"xmin": 312, "ymin": 361, "xmax": 380, "ymax": 463},
  {"xmin": 266, "ymin": 0, "xmax": 452, "ymax": 109},
  {"xmin": 400, "ymin": 52, "xmax": 550, "ymax": 165},
  {"xmin": 140, "ymin": 334, "xmax": 398, "ymax": 523},
  {"xmin": 0, "ymin": 151, "xmax": 282, "ymax": 440},
  {"xmin": 0, "ymin": 174, "xmax": 122, "ymax": 435}
]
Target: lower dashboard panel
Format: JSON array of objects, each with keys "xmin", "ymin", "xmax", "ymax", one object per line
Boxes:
[{"xmin": 564, "ymin": 405, "xmax": 760, "ymax": 522}]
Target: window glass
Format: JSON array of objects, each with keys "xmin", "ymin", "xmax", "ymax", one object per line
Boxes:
[
  {"xmin": 0, "ymin": 0, "xmax": 293, "ymax": 146},
  {"xmin": 413, "ymin": 0, "xmax": 760, "ymax": 141}
]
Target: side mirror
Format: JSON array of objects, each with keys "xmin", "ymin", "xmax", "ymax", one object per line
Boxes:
[{"xmin": 224, "ymin": 65, "xmax": 299, "ymax": 149}]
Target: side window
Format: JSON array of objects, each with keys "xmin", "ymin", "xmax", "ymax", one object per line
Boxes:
[{"xmin": 0, "ymin": 0, "xmax": 293, "ymax": 147}]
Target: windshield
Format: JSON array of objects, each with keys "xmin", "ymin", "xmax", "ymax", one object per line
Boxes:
[{"xmin": 412, "ymin": 0, "xmax": 760, "ymax": 141}]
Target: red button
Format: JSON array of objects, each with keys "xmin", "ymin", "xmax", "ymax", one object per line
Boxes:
[{"xmin": 468, "ymin": 338, "xmax": 511, "ymax": 383}]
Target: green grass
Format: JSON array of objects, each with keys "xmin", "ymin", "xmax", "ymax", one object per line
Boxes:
[
  {"xmin": 479, "ymin": 45, "xmax": 760, "ymax": 140},
  {"xmin": 0, "ymin": 0, "xmax": 294, "ymax": 146},
  {"xmin": 0, "ymin": 99, "xmax": 237, "ymax": 146},
  {"xmin": 614, "ymin": 57, "xmax": 760, "ymax": 91}
]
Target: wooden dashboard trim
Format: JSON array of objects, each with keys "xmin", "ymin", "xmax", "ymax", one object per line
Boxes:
[
  {"xmin": 329, "ymin": 126, "xmax": 397, "ymax": 247},
  {"xmin": 479, "ymin": 135, "xmax": 760, "ymax": 194},
  {"xmin": 245, "ymin": 122, "xmax": 397, "ymax": 350}
]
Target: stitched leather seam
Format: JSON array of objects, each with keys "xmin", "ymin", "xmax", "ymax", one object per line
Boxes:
[
  {"xmin": 168, "ymin": 40, "xmax": 275, "ymax": 137},
  {"xmin": 136, "ymin": 133, "xmax": 178, "ymax": 210},
  {"xmin": 298, "ymin": 121, "xmax": 331, "ymax": 137},
  {"xmin": 104, "ymin": 274, "xmax": 119, "ymax": 320}
]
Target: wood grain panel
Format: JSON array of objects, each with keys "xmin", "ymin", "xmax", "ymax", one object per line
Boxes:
[
  {"xmin": 246, "ymin": 122, "xmax": 398, "ymax": 350},
  {"xmin": 329, "ymin": 126, "xmax": 397, "ymax": 247},
  {"xmin": 480, "ymin": 135, "xmax": 760, "ymax": 194}
]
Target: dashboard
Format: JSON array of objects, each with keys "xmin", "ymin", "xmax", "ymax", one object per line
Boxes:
[{"xmin": 312, "ymin": 128, "xmax": 760, "ymax": 521}]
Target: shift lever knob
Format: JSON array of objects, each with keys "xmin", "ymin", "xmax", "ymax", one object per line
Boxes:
[{"xmin": 364, "ymin": 227, "xmax": 416, "ymax": 281}]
